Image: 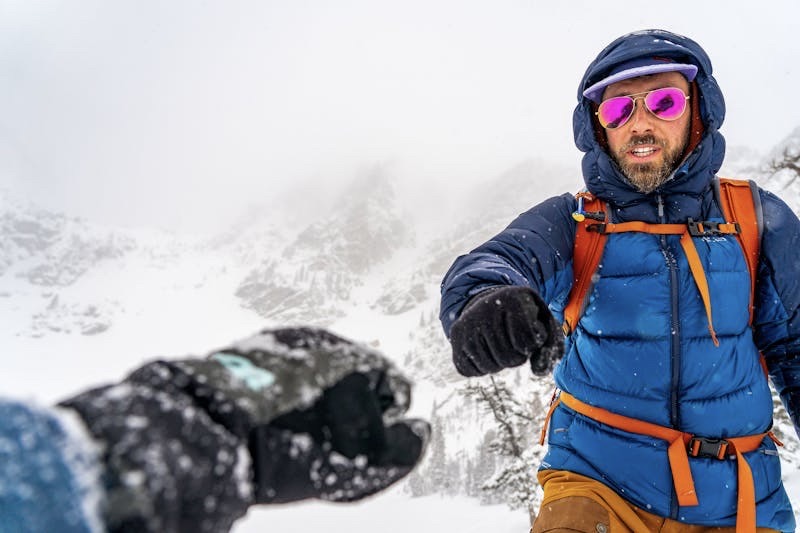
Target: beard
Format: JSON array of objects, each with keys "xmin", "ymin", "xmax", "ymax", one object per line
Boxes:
[{"xmin": 612, "ymin": 130, "xmax": 690, "ymax": 194}]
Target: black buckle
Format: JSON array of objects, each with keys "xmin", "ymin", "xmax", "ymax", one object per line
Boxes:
[
  {"xmin": 687, "ymin": 218, "xmax": 723, "ymax": 236},
  {"xmin": 687, "ymin": 218, "xmax": 740, "ymax": 237},
  {"xmin": 586, "ymin": 223, "xmax": 607, "ymax": 234},
  {"xmin": 688, "ymin": 436, "xmax": 729, "ymax": 459},
  {"xmin": 687, "ymin": 218, "xmax": 706, "ymax": 236}
]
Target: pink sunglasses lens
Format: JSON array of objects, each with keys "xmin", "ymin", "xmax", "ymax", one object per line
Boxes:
[
  {"xmin": 597, "ymin": 97, "xmax": 635, "ymax": 129},
  {"xmin": 644, "ymin": 87, "xmax": 687, "ymax": 120}
]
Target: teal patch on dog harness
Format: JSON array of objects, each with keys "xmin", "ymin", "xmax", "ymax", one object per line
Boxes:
[{"xmin": 212, "ymin": 353, "xmax": 275, "ymax": 391}]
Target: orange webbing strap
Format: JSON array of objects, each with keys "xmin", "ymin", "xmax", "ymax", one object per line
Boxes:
[
  {"xmin": 546, "ymin": 391, "xmax": 777, "ymax": 533},
  {"xmin": 595, "ymin": 221, "xmax": 686, "ymax": 234},
  {"xmin": 679, "ymin": 232, "xmax": 720, "ymax": 346},
  {"xmin": 715, "ymin": 431, "xmax": 781, "ymax": 532},
  {"xmin": 717, "ymin": 178, "xmax": 761, "ymax": 324},
  {"xmin": 539, "ymin": 390, "xmax": 560, "ymax": 446},
  {"xmin": 562, "ymin": 193, "xmax": 607, "ymax": 335},
  {"xmin": 557, "ymin": 392, "xmax": 698, "ymax": 507}
]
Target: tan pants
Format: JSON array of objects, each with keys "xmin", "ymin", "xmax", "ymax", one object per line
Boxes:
[{"xmin": 531, "ymin": 470, "xmax": 778, "ymax": 533}]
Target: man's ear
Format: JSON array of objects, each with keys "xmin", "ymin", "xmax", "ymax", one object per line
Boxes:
[
  {"xmin": 590, "ymin": 101, "xmax": 610, "ymax": 152},
  {"xmin": 682, "ymin": 80, "xmax": 705, "ymax": 159}
]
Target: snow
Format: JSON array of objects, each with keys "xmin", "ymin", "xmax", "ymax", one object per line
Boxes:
[{"xmin": 232, "ymin": 488, "xmax": 531, "ymax": 533}]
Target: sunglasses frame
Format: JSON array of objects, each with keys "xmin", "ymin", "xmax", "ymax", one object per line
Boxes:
[{"xmin": 596, "ymin": 87, "xmax": 690, "ymax": 130}]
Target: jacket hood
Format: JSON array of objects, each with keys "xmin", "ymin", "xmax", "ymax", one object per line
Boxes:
[{"xmin": 573, "ymin": 29, "xmax": 727, "ymax": 209}]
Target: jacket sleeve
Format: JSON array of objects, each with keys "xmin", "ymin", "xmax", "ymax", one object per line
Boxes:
[
  {"xmin": 439, "ymin": 193, "xmax": 577, "ymax": 337},
  {"xmin": 752, "ymin": 187, "xmax": 800, "ymax": 436},
  {"xmin": 0, "ymin": 400, "xmax": 104, "ymax": 533}
]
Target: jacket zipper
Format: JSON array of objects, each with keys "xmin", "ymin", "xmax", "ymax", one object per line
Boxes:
[{"xmin": 658, "ymin": 193, "xmax": 682, "ymax": 520}]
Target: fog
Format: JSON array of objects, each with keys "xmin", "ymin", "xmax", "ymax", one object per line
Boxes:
[{"xmin": 1, "ymin": 0, "xmax": 799, "ymax": 232}]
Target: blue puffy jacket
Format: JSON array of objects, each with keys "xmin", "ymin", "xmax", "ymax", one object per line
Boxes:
[{"xmin": 440, "ymin": 30, "xmax": 799, "ymax": 530}]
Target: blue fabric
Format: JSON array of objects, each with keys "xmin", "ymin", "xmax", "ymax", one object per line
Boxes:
[
  {"xmin": 0, "ymin": 400, "xmax": 101, "ymax": 533},
  {"xmin": 440, "ymin": 29, "xmax": 799, "ymax": 531}
]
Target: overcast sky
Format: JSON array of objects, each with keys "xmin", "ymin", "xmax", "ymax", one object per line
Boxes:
[{"xmin": 1, "ymin": 0, "xmax": 799, "ymax": 231}]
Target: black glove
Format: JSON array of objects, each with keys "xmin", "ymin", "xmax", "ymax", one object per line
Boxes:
[
  {"xmin": 449, "ymin": 286, "xmax": 564, "ymax": 377},
  {"xmin": 60, "ymin": 327, "xmax": 429, "ymax": 533}
]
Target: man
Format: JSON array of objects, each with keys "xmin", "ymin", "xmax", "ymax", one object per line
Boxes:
[
  {"xmin": 440, "ymin": 29, "xmax": 799, "ymax": 532},
  {"xmin": 0, "ymin": 327, "xmax": 428, "ymax": 532}
]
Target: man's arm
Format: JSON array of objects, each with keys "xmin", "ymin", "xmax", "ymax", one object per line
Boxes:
[
  {"xmin": 753, "ymin": 188, "xmax": 800, "ymax": 437},
  {"xmin": 439, "ymin": 193, "xmax": 577, "ymax": 376},
  {"xmin": 439, "ymin": 193, "xmax": 577, "ymax": 336}
]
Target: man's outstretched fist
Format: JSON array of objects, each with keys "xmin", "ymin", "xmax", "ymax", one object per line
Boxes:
[{"xmin": 449, "ymin": 286, "xmax": 564, "ymax": 377}]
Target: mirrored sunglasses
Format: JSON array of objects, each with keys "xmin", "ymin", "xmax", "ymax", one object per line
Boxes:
[{"xmin": 596, "ymin": 87, "xmax": 689, "ymax": 129}]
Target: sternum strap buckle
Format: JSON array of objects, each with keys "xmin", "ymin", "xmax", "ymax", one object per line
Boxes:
[{"xmin": 687, "ymin": 218, "xmax": 741, "ymax": 237}]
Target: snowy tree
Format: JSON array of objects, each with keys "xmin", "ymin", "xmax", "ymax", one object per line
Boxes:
[
  {"xmin": 460, "ymin": 376, "xmax": 547, "ymax": 523},
  {"xmin": 767, "ymin": 145, "xmax": 800, "ymax": 186},
  {"xmin": 405, "ymin": 402, "xmax": 456, "ymax": 496}
]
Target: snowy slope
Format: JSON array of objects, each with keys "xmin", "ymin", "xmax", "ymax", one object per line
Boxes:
[{"xmin": 232, "ymin": 488, "xmax": 531, "ymax": 533}]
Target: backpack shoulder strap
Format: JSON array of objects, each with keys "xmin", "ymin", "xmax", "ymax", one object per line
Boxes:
[
  {"xmin": 562, "ymin": 191, "xmax": 607, "ymax": 335},
  {"xmin": 715, "ymin": 177, "xmax": 762, "ymax": 324}
]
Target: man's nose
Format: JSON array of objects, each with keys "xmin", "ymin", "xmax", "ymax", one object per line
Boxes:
[{"xmin": 627, "ymin": 98, "xmax": 655, "ymax": 132}]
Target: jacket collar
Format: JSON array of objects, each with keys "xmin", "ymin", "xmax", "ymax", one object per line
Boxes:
[{"xmin": 581, "ymin": 130, "xmax": 725, "ymax": 223}]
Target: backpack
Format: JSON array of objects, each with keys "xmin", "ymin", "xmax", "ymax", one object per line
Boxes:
[{"xmin": 562, "ymin": 177, "xmax": 763, "ymax": 341}]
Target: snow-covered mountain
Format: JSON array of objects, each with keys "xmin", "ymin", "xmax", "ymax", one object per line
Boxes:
[
  {"xmin": 236, "ymin": 167, "xmax": 413, "ymax": 325},
  {"xmin": 0, "ymin": 192, "xmax": 135, "ymax": 338},
  {"xmin": 1, "ymin": 141, "xmax": 799, "ymax": 527}
]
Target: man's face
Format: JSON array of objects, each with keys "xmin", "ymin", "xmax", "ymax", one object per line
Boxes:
[{"xmin": 602, "ymin": 71, "xmax": 691, "ymax": 194}]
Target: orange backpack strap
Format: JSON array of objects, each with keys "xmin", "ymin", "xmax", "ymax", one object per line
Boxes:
[
  {"xmin": 715, "ymin": 178, "xmax": 762, "ymax": 324},
  {"xmin": 562, "ymin": 192, "xmax": 607, "ymax": 335}
]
